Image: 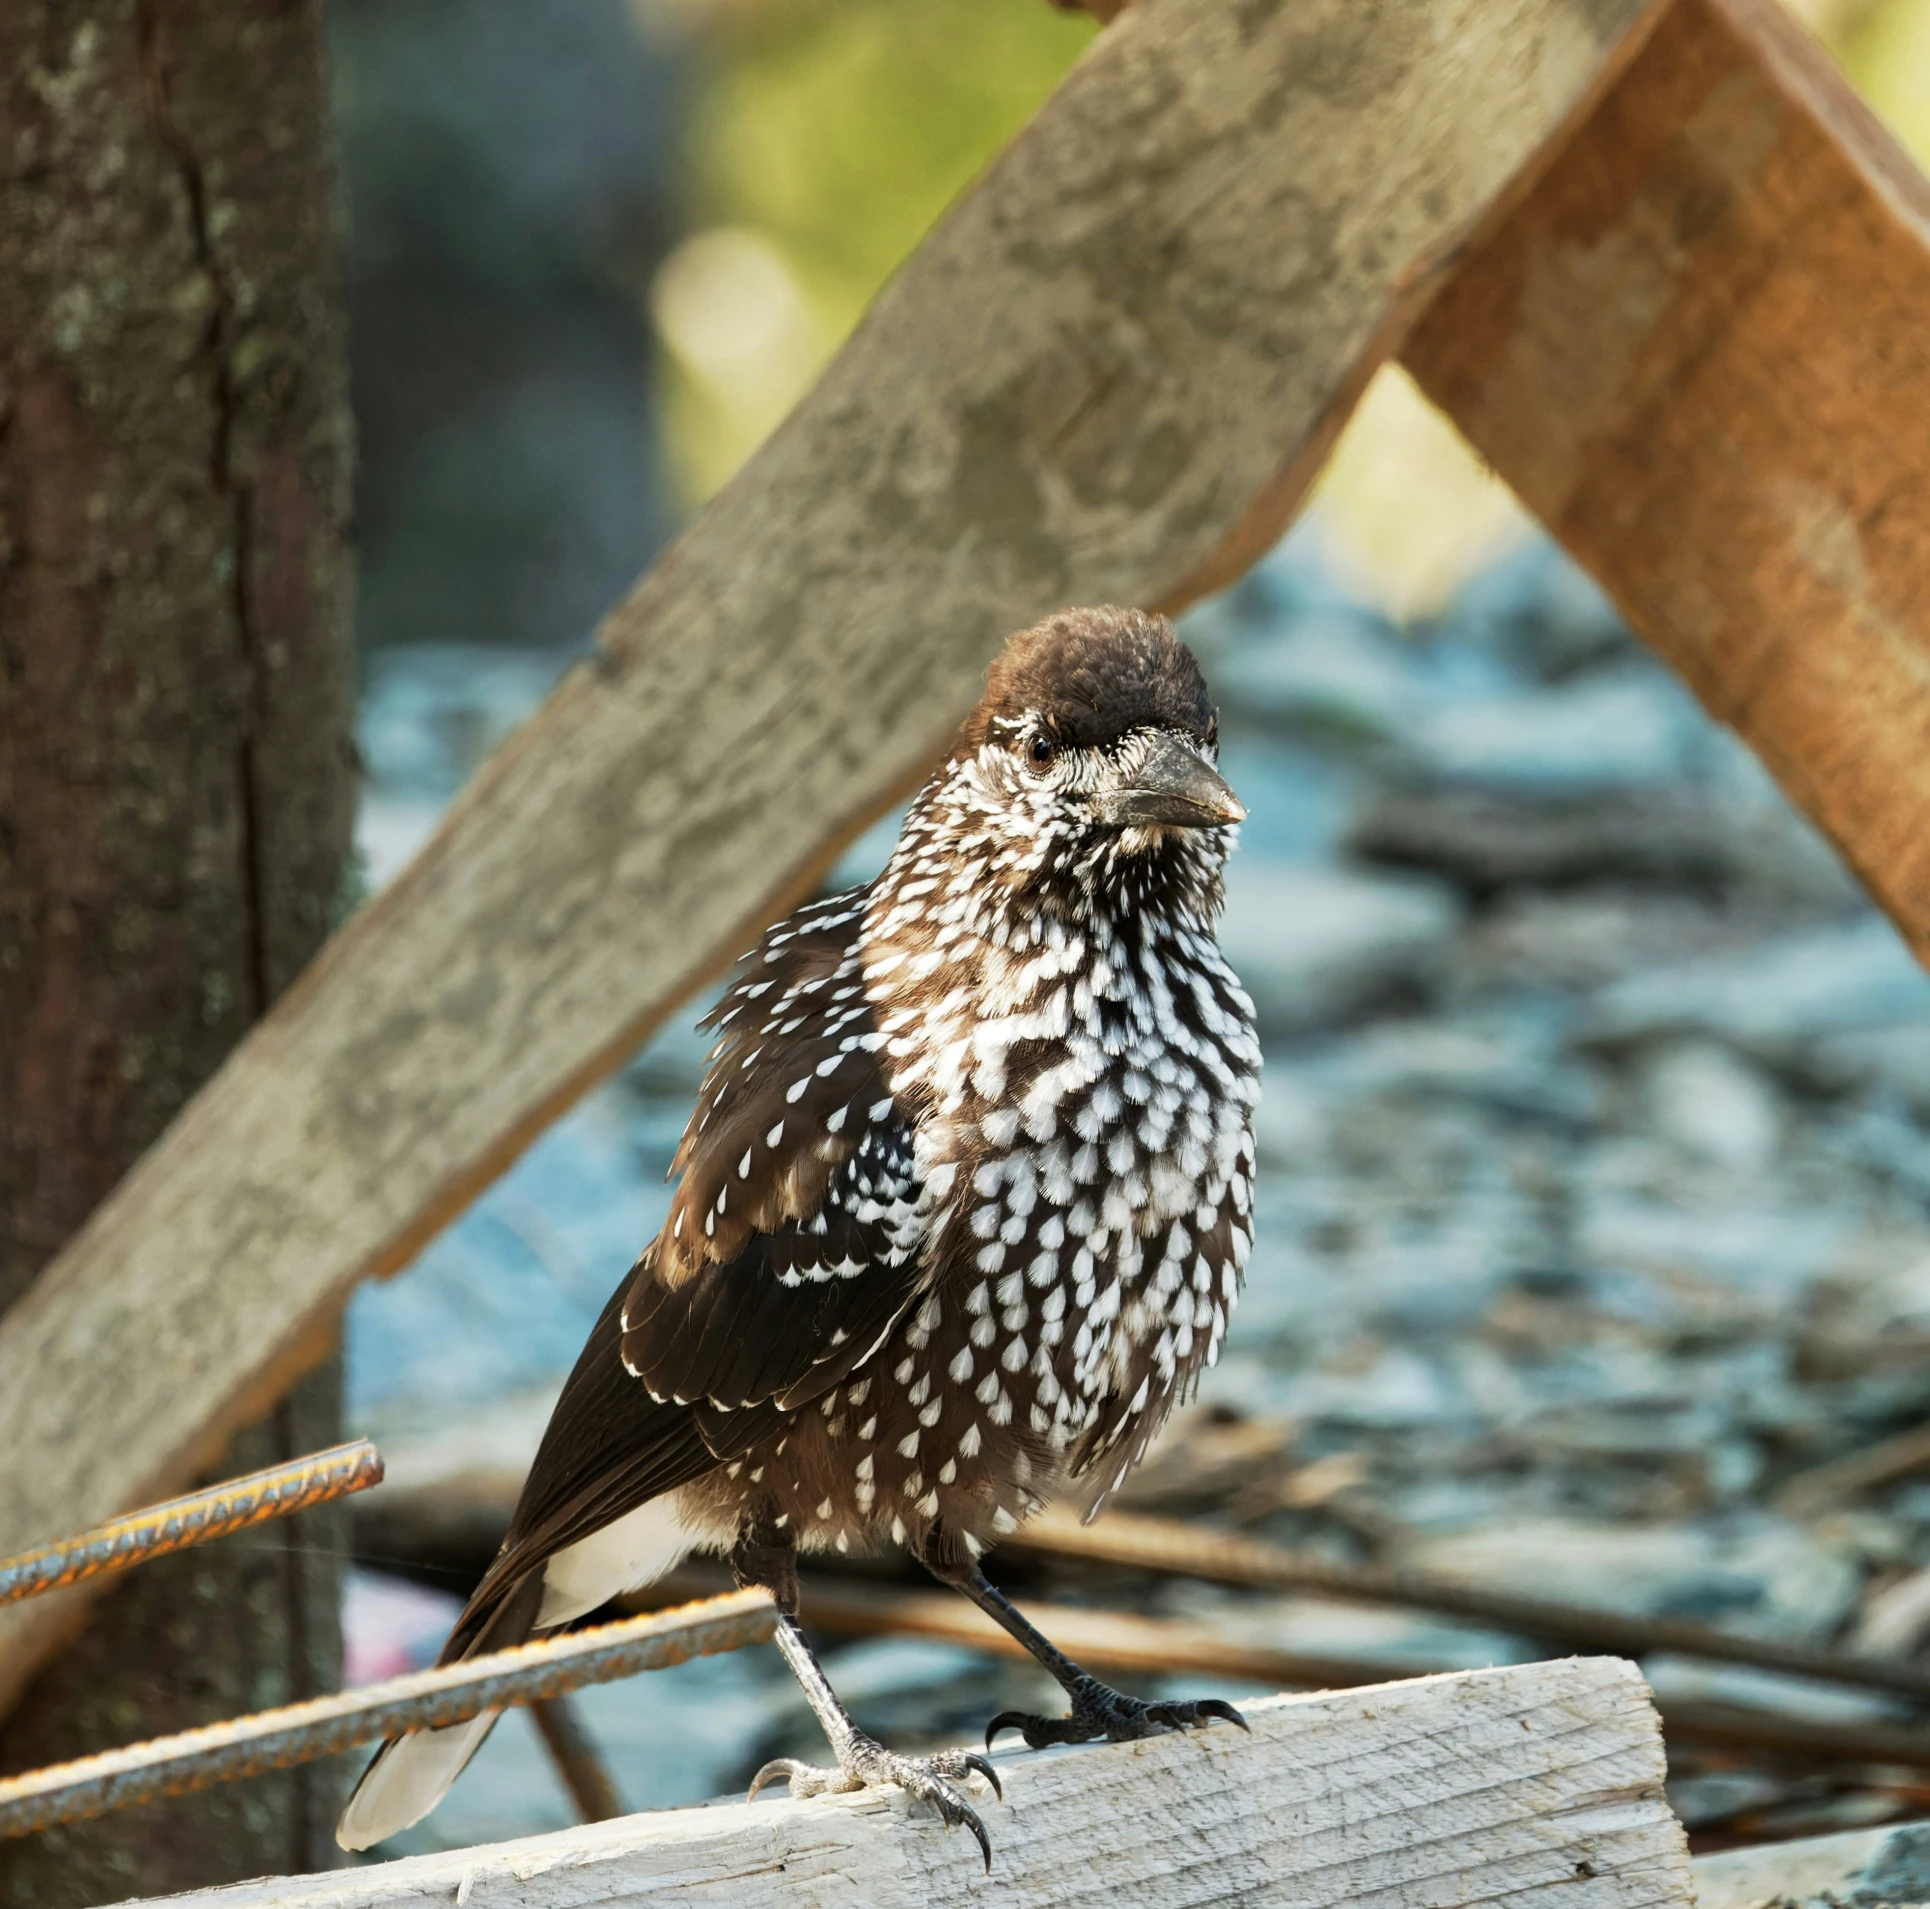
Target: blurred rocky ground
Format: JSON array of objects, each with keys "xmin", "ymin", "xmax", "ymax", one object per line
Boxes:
[{"xmin": 341, "ymin": 525, "xmax": 1930, "ymax": 1856}]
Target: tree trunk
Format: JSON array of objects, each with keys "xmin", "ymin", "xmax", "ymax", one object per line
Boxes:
[{"xmin": 0, "ymin": 1, "xmax": 355, "ymax": 1899}]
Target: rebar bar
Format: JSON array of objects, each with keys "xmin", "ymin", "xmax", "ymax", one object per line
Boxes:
[
  {"xmin": 0, "ymin": 1589, "xmax": 774, "ymax": 1840},
  {"xmin": 0, "ymin": 1439, "xmax": 386, "ymax": 1608}
]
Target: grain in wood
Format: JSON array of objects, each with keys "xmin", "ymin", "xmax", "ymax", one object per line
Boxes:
[
  {"xmin": 142, "ymin": 1659, "xmax": 1693, "ymax": 1908},
  {"xmin": 1404, "ymin": 0, "xmax": 1930, "ymax": 964}
]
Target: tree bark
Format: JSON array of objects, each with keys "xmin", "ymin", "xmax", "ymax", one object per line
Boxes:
[{"xmin": 0, "ymin": 1, "xmax": 355, "ymax": 1899}]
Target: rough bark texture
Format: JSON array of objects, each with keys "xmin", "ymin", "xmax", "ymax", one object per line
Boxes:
[
  {"xmin": 0, "ymin": 0, "xmax": 355, "ymax": 1899},
  {"xmin": 1403, "ymin": 0, "xmax": 1930, "ymax": 962},
  {"xmin": 0, "ymin": 0, "xmax": 1668, "ymax": 1735}
]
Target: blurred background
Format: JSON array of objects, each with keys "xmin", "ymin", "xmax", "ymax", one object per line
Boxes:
[{"xmin": 328, "ymin": 0, "xmax": 1930, "ymax": 1860}]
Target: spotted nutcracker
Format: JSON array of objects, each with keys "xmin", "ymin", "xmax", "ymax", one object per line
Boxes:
[{"xmin": 339, "ymin": 606, "xmax": 1260, "ymax": 1863}]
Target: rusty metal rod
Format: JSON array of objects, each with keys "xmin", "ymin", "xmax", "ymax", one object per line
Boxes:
[
  {"xmin": 0, "ymin": 1439, "xmax": 386, "ymax": 1608},
  {"xmin": 0, "ymin": 1589, "xmax": 774, "ymax": 1841},
  {"xmin": 1005, "ymin": 1509, "xmax": 1930, "ymax": 1708},
  {"xmin": 786, "ymin": 1577, "xmax": 1930, "ymax": 1775}
]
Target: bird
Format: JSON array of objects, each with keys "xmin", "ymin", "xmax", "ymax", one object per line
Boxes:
[{"xmin": 337, "ymin": 605, "xmax": 1261, "ymax": 1864}]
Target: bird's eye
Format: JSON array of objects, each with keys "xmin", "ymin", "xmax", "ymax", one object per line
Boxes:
[{"xmin": 1026, "ymin": 731, "xmax": 1057, "ymax": 772}]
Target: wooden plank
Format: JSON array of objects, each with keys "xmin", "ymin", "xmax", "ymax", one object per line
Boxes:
[
  {"xmin": 1402, "ymin": 0, "xmax": 1930, "ymax": 963},
  {"xmin": 1693, "ymin": 1822, "xmax": 1930, "ymax": 1907},
  {"xmin": 141, "ymin": 1659, "xmax": 1693, "ymax": 1908},
  {"xmin": 0, "ymin": 0, "xmax": 1667, "ymax": 1714}
]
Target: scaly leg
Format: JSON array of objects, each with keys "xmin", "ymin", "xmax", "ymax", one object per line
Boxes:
[
  {"xmin": 922, "ymin": 1537, "xmax": 1247, "ymax": 1752},
  {"xmin": 732, "ymin": 1519, "xmax": 1001, "ymax": 1866}
]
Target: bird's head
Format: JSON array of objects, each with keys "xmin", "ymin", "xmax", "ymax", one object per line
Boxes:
[{"xmin": 895, "ymin": 606, "xmax": 1244, "ymax": 928}]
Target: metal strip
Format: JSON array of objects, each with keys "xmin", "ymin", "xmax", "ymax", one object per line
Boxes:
[
  {"xmin": 0, "ymin": 1440, "xmax": 386, "ymax": 1608},
  {"xmin": 0, "ymin": 1590, "xmax": 776, "ymax": 1840}
]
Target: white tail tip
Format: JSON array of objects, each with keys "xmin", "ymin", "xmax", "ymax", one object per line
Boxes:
[{"xmin": 335, "ymin": 1710, "xmax": 501, "ymax": 1852}]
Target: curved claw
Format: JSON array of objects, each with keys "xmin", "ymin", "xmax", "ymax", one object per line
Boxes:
[
  {"xmin": 986, "ymin": 1688, "xmax": 1250, "ymax": 1754},
  {"xmin": 985, "ymin": 1710, "xmax": 1030, "ymax": 1752},
  {"xmin": 752, "ymin": 1746, "xmax": 999, "ymax": 1868},
  {"xmin": 1194, "ymin": 1697, "xmax": 1249, "ymax": 1733},
  {"xmin": 955, "ymin": 1796, "xmax": 993, "ymax": 1872},
  {"xmin": 748, "ymin": 1756, "xmax": 808, "ymax": 1802},
  {"xmin": 906, "ymin": 1762, "xmax": 995, "ymax": 1870},
  {"xmin": 962, "ymin": 1751, "xmax": 1003, "ymax": 1801}
]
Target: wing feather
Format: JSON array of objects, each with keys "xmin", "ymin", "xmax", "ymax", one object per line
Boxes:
[
  {"xmin": 621, "ymin": 887, "xmax": 939, "ymax": 1419},
  {"xmin": 439, "ymin": 1279, "xmax": 716, "ymax": 1662},
  {"xmin": 343, "ymin": 887, "xmax": 922, "ymax": 1846}
]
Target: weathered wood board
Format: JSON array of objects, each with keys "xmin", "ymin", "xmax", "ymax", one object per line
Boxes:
[
  {"xmin": 141, "ymin": 1660, "xmax": 1693, "ymax": 1908},
  {"xmin": 0, "ymin": 0, "xmax": 1667, "ymax": 1714},
  {"xmin": 1404, "ymin": 0, "xmax": 1930, "ymax": 963},
  {"xmin": 1694, "ymin": 1821, "xmax": 1930, "ymax": 1907}
]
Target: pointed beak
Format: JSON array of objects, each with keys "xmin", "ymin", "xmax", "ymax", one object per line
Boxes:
[{"xmin": 1092, "ymin": 731, "xmax": 1247, "ymax": 831}]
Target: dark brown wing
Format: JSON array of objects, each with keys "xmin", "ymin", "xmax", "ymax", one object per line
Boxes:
[
  {"xmin": 441, "ymin": 1276, "xmax": 733, "ymax": 1661},
  {"xmin": 620, "ymin": 888, "xmax": 942, "ymax": 1417},
  {"xmin": 343, "ymin": 1277, "xmax": 752, "ymax": 1845},
  {"xmin": 345, "ymin": 889, "xmax": 944, "ymax": 1838},
  {"xmin": 443, "ymin": 889, "xmax": 943, "ymax": 1655}
]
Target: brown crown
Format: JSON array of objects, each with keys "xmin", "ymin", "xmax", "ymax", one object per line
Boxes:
[{"xmin": 957, "ymin": 606, "xmax": 1216, "ymax": 756}]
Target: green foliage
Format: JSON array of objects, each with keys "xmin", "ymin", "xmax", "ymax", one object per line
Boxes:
[
  {"xmin": 695, "ymin": 0, "xmax": 1092, "ymax": 320},
  {"xmin": 1831, "ymin": 0, "xmax": 1930, "ymax": 164},
  {"xmin": 657, "ymin": 0, "xmax": 1094, "ymax": 497}
]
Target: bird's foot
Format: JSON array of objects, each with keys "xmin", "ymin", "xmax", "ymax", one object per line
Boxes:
[
  {"xmin": 750, "ymin": 1738, "xmax": 1002, "ymax": 1868},
  {"xmin": 986, "ymin": 1675, "xmax": 1248, "ymax": 1751}
]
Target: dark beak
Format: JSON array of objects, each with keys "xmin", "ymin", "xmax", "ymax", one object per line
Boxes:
[{"xmin": 1092, "ymin": 731, "xmax": 1247, "ymax": 830}]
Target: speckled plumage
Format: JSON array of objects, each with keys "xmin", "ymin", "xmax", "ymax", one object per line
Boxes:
[{"xmin": 340, "ymin": 607, "xmax": 1259, "ymax": 1862}]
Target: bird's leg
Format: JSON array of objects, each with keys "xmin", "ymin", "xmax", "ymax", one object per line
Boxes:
[
  {"xmin": 732, "ymin": 1515, "xmax": 1001, "ymax": 1866},
  {"xmin": 921, "ymin": 1534, "xmax": 1247, "ymax": 1752}
]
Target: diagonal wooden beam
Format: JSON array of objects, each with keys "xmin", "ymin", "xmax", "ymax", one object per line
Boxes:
[
  {"xmin": 0, "ymin": 0, "xmax": 1667, "ymax": 1711},
  {"xmin": 1403, "ymin": 0, "xmax": 1930, "ymax": 961}
]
